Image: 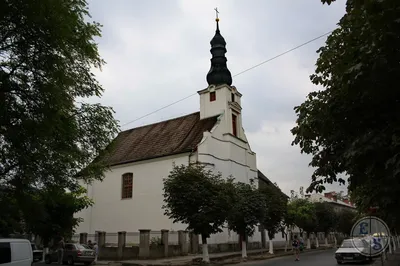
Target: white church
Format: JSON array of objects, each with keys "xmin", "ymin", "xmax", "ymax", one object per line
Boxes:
[{"xmin": 74, "ymin": 18, "xmax": 284, "ymax": 245}]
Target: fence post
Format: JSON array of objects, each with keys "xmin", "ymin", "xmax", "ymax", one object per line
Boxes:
[
  {"xmin": 178, "ymin": 230, "xmax": 188, "ymax": 255},
  {"xmin": 97, "ymin": 231, "xmax": 106, "ymax": 247},
  {"xmin": 161, "ymin": 230, "xmax": 169, "ymax": 257},
  {"xmin": 139, "ymin": 229, "xmax": 151, "ymax": 259},
  {"xmin": 189, "ymin": 232, "xmax": 199, "ymax": 254},
  {"xmin": 79, "ymin": 233, "xmax": 88, "ymax": 244},
  {"xmin": 117, "ymin": 231, "xmax": 126, "ymax": 260}
]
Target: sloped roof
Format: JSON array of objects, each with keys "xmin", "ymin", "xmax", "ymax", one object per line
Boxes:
[
  {"xmin": 258, "ymin": 170, "xmax": 289, "ymax": 198},
  {"xmin": 103, "ymin": 112, "xmax": 219, "ymax": 166}
]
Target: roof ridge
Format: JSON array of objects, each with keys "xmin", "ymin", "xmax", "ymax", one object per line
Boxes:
[{"xmin": 120, "ymin": 111, "xmax": 200, "ymax": 133}]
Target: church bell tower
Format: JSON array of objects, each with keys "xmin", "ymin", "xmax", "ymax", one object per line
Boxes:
[{"xmin": 198, "ymin": 9, "xmax": 244, "ymax": 140}]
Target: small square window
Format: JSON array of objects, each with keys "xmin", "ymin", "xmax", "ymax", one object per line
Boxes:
[{"xmin": 210, "ymin": 91, "xmax": 216, "ymax": 102}]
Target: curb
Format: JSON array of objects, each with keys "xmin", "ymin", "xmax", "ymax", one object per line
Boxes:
[{"xmin": 118, "ymin": 247, "xmax": 334, "ymax": 266}]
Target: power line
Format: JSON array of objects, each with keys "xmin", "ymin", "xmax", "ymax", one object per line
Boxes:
[{"xmin": 120, "ymin": 30, "xmax": 333, "ymax": 128}]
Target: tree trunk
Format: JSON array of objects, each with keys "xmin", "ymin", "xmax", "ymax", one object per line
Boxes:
[
  {"xmin": 260, "ymin": 225, "xmax": 266, "ymax": 249},
  {"xmin": 241, "ymin": 233, "xmax": 247, "ymax": 259},
  {"xmin": 269, "ymin": 240, "xmax": 274, "ymax": 254},
  {"xmin": 393, "ymin": 236, "xmax": 397, "ymax": 251},
  {"xmin": 284, "ymin": 231, "xmax": 288, "ymax": 252},
  {"xmin": 324, "ymin": 237, "xmax": 328, "ymax": 246},
  {"xmin": 315, "ymin": 235, "xmax": 320, "ymax": 248},
  {"xmin": 306, "ymin": 233, "xmax": 311, "ymax": 250},
  {"xmin": 201, "ymin": 235, "xmax": 210, "ymax": 263}
]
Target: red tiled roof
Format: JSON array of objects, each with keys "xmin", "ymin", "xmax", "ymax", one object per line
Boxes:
[{"xmin": 103, "ymin": 112, "xmax": 219, "ymax": 166}]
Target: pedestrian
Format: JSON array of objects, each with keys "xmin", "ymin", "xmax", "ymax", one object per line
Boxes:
[
  {"xmin": 292, "ymin": 235, "xmax": 300, "ymax": 261},
  {"xmin": 88, "ymin": 240, "xmax": 93, "ymax": 249},
  {"xmin": 57, "ymin": 237, "xmax": 65, "ymax": 265},
  {"xmin": 299, "ymin": 235, "xmax": 305, "ymax": 252},
  {"xmin": 93, "ymin": 242, "xmax": 98, "ymax": 264}
]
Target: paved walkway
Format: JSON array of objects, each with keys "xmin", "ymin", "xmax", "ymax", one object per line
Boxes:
[
  {"xmin": 98, "ymin": 246, "xmax": 333, "ymax": 266},
  {"xmin": 97, "ymin": 248, "xmax": 282, "ymax": 265},
  {"xmin": 373, "ymin": 248, "xmax": 400, "ymax": 266}
]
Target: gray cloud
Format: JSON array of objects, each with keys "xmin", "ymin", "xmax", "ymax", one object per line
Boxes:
[{"xmin": 86, "ymin": 0, "xmax": 347, "ymax": 195}]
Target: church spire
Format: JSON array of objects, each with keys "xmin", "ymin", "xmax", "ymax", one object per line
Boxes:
[{"xmin": 206, "ymin": 8, "xmax": 233, "ymax": 86}]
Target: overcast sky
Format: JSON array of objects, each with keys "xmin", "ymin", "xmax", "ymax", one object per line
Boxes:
[{"xmin": 86, "ymin": 0, "xmax": 348, "ymax": 196}]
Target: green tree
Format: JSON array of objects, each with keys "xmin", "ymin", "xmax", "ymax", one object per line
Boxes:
[
  {"xmin": 162, "ymin": 164, "xmax": 229, "ymax": 262},
  {"xmin": 260, "ymin": 184, "xmax": 288, "ymax": 253},
  {"xmin": 314, "ymin": 202, "xmax": 338, "ymax": 245},
  {"xmin": 225, "ymin": 180, "xmax": 266, "ymax": 259},
  {"xmin": 336, "ymin": 209, "xmax": 357, "ymax": 236},
  {"xmin": 23, "ymin": 186, "xmax": 93, "ymax": 246},
  {"xmin": 0, "ymin": 188, "xmax": 24, "ymax": 237},
  {"xmin": 291, "ymin": 0, "xmax": 400, "ymax": 222},
  {"xmin": 1, "ymin": 0, "xmax": 119, "ymax": 192},
  {"xmin": 288, "ymin": 199, "xmax": 317, "ymax": 245}
]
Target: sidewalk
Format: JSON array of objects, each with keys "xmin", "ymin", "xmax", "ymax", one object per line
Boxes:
[
  {"xmin": 373, "ymin": 248, "xmax": 400, "ymax": 266},
  {"xmin": 97, "ymin": 246, "xmax": 333, "ymax": 266}
]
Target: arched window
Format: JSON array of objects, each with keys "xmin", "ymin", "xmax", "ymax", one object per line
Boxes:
[{"xmin": 121, "ymin": 173, "xmax": 133, "ymax": 199}]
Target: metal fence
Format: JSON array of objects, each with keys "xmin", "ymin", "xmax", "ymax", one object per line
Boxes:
[{"xmin": 72, "ymin": 231, "xmax": 187, "ymax": 246}]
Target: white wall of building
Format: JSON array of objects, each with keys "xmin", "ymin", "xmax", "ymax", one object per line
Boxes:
[{"xmin": 74, "ymin": 153, "xmax": 190, "ymax": 234}]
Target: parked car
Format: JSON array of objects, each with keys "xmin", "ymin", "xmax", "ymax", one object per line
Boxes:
[
  {"xmin": 31, "ymin": 243, "xmax": 43, "ymax": 262},
  {"xmin": 44, "ymin": 243, "xmax": 95, "ymax": 265},
  {"xmin": 335, "ymin": 238, "xmax": 371, "ymax": 264},
  {"xmin": 0, "ymin": 238, "xmax": 33, "ymax": 266}
]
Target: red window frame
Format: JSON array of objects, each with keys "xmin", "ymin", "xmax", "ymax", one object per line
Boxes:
[
  {"xmin": 232, "ymin": 114, "xmax": 237, "ymax": 136},
  {"xmin": 210, "ymin": 91, "xmax": 216, "ymax": 102}
]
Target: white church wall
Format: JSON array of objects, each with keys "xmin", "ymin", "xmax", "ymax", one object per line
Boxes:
[
  {"xmin": 74, "ymin": 153, "xmax": 191, "ymax": 234},
  {"xmin": 199, "ymin": 85, "xmax": 230, "ymax": 120}
]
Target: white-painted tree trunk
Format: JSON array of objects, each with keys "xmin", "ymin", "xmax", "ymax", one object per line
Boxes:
[
  {"xmin": 389, "ymin": 237, "xmax": 393, "ymax": 254},
  {"xmin": 201, "ymin": 236, "xmax": 210, "ymax": 263},
  {"xmin": 42, "ymin": 247, "xmax": 49, "ymax": 262},
  {"xmin": 315, "ymin": 237, "xmax": 319, "ymax": 248},
  {"xmin": 392, "ymin": 236, "xmax": 396, "ymax": 251},
  {"xmin": 334, "ymin": 236, "xmax": 337, "ymax": 247},
  {"xmin": 307, "ymin": 238, "xmax": 311, "ymax": 249},
  {"xmin": 269, "ymin": 240, "xmax": 274, "ymax": 254},
  {"xmin": 325, "ymin": 237, "xmax": 328, "ymax": 246},
  {"xmin": 241, "ymin": 241, "xmax": 247, "ymax": 259}
]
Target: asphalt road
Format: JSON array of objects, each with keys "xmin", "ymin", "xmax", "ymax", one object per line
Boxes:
[{"xmin": 239, "ymin": 249, "xmax": 375, "ymax": 266}]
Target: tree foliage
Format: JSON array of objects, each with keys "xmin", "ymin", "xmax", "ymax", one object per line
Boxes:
[
  {"xmin": 288, "ymin": 199, "xmax": 317, "ymax": 237},
  {"xmin": 1, "ymin": 0, "xmax": 119, "ymax": 191},
  {"xmin": 225, "ymin": 180, "xmax": 266, "ymax": 239},
  {"xmin": 24, "ymin": 186, "xmax": 93, "ymax": 245},
  {"xmin": 0, "ymin": 186, "xmax": 92, "ymax": 243},
  {"xmin": 1, "ymin": 0, "xmax": 117, "ymax": 243},
  {"xmin": 314, "ymin": 202, "xmax": 337, "ymax": 235},
  {"xmin": 291, "ymin": 0, "xmax": 400, "ymax": 220},
  {"xmin": 336, "ymin": 209, "xmax": 357, "ymax": 235},
  {"xmin": 162, "ymin": 164, "xmax": 229, "ymax": 241},
  {"xmin": 260, "ymin": 184, "xmax": 288, "ymax": 239},
  {"xmin": 0, "ymin": 188, "xmax": 24, "ymax": 237}
]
